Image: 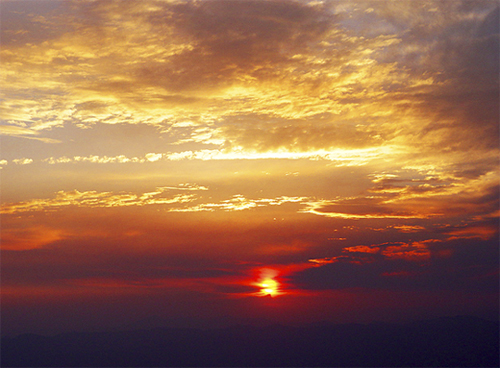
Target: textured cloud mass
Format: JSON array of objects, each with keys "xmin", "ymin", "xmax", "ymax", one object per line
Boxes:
[
  {"xmin": 1, "ymin": 0, "xmax": 498, "ymax": 335},
  {"xmin": 2, "ymin": 0, "xmax": 496, "ymax": 155}
]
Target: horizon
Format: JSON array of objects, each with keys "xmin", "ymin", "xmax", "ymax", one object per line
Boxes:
[
  {"xmin": 1, "ymin": 0, "xmax": 499, "ymax": 341},
  {"xmin": 2, "ymin": 313, "xmax": 498, "ymax": 338},
  {"xmin": 3, "ymin": 316, "xmax": 499, "ymax": 367}
]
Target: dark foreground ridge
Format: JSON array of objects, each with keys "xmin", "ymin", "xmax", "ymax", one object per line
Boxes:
[{"xmin": 2, "ymin": 316, "xmax": 498, "ymax": 367}]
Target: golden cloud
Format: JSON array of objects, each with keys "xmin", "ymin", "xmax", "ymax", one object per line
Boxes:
[
  {"xmin": 1, "ymin": 187, "xmax": 308, "ymax": 215},
  {"xmin": 0, "ymin": 188, "xmax": 197, "ymax": 214},
  {"xmin": 4, "ymin": 0, "xmax": 494, "ymax": 160}
]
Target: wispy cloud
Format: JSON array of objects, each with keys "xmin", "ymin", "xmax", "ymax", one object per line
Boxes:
[
  {"xmin": 301, "ymin": 166, "xmax": 499, "ymax": 220},
  {"xmin": 27, "ymin": 146, "xmax": 395, "ymax": 165},
  {"xmin": 1, "ymin": 187, "xmax": 307, "ymax": 215},
  {"xmin": 0, "ymin": 188, "xmax": 197, "ymax": 214},
  {"xmin": 12, "ymin": 158, "xmax": 33, "ymax": 165}
]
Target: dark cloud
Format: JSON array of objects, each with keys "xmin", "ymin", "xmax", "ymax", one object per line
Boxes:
[
  {"xmin": 309, "ymin": 176, "xmax": 499, "ymax": 220},
  {"xmin": 385, "ymin": 3, "xmax": 499, "ymax": 153},
  {"xmin": 0, "ymin": 0, "xmax": 71, "ymax": 46},
  {"xmin": 292, "ymin": 236, "xmax": 499, "ymax": 292},
  {"xmin": 312, "ymin": 197, "xmax": 422, "ymax": 218},
  {"xmin": 121, "ymin": 0, "xmax": 337, "ymax": 93}
]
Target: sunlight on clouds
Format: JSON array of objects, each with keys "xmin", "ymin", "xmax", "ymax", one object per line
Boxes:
[
  {"xmin": 166, "ymin": 146, "xmax": 396, "ymax": 164},
  {"xmin": 300, "ymin": 167, "xmax": 499, "ymax": 220},
  {"xmin": 445, "ymin": 225, "xmax": 499, "ymax": 241},
  {"xmin": 168, "ymin": 195, "xmax": 309, "ymax": 213},
  {"xmin": 1, "ymin": 226, "xmax": 65, "ymax": 251},
  {"xmin": 43, "ymin": 153, "xmax": 164, "ymax": 164},
  {"xmin": 392, "ymin": 225, "xmax": 426, "ymax": 233},
  {"xmin": 162, "ymin": 184, "xmax": 209, "ymax": 191},
  {"xmin": 380, "ymin": 241, "xmax": 433, "ymax": 261},
  {"xmin": 0, "ymin": 125, "xmax": 61, "ymax": 143},
  {"xmin": 302, "ymin": 209, "xmax": 432, "ymax": 219},
  {"xmin": 1, "ymin": 187, "xmax": 308, "ymax": 215},
  {"xmin": 0, "ymin": 188, "xmax": 197, "ymax": 214},
  {"xmin": 145, "ymin": 153, "xmax": 163, "ymax": 162},
  {"xmin": 12, "ymin": 158, "xmax": 33, "ymax": 165},
  {"xmin": 309, "ymin": 238, "xmax": 438, "ymax": 265},
  {"xmin": 0, "ymin": 0, "xmax": 441, "ymax": 156},
  {"xmin": 17, "ymin": 145, "xmax": 396, "ymax": 166}
]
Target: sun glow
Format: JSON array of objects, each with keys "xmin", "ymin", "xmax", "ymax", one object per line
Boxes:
[
  {"xmin": 255, "ymin": 268, "xmax": 282, "ymax": 297},
  {"xmin": 260, "ymin": 278, "xmax": 279, "ymax": 296}
]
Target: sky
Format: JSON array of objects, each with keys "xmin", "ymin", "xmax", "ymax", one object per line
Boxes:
[{"xmin": 1, "ymin": 0, "xmax": 499, "ymax": 336}]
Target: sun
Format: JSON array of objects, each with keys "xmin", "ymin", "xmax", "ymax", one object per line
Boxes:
[
  {"xmin": 259, "ymin": 278, "xmax": 279, "ymax": 296},
  {"xmin": 254, "ymin": 268, "xmax": 283, "ymax": 297}
]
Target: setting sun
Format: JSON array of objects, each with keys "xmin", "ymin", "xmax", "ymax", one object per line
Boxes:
[
  {"xmin": 255, "ymin": 268, "xmax": 282, "ymax": 297},
  {"xmin": 259, "ymin": 278, "xmax": 279, "ymax": 297}
]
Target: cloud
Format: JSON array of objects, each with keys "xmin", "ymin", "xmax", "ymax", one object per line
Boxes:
[
  {"xmin": 12, "ymin": 158, "xmax": 33, "ymax": 165},
  {"xmin": 144, "ymin": 153, "xmax": 163, "ymax": 162},
  {"xmin": 164, "ymin": 147, "xmax": 392, "ymax": 164},
  {"xmin": 162, "ymin": 183, "xmax": 209, "ymax": 191},
  {"xmin": 1, "ymin": 186, "xmax": 309, "ymax": 215},
  {"xmin": 0, "ymin": 125, "xmax": 61, "ymax": 143},
  {"xmin": 379, "ymin": 2, "xmax": 499, "ymax": 153},
  {"xmin": 1, "ymin": 0, "xmax": 497, "ymax": 176},
  {"xmin": 0, "ymin": 188, "xmax": 198, "ymax": 214},
  {"xmin": 16, "ymin": 145, "xmax": 393, "ymax": 165},
  {"xmin": 0, "ymin": 225, "xmax": 65, "ymax": 251},
  {"xmin": 0, "ymin": 0, "xmax": 448, "ymax": 154},
  {"xmin": 294, "ymin": 235, "xmax": 499, "ymax": 293},
  {"xmin": 300, "ymin": 197, "xmax": 436, "ymax": 219},
  {"xmin": 391, "ymin": 225, "xmax": 426, "ymax": 233},
  {"xmin": 169, "ymin": 194, "xmax": 308, "ymax": 213},
  {"xmin": 301, "ymin": 166, "xmax": 499, "ymax": 220}
]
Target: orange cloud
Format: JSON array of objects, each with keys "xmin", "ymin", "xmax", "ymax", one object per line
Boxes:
[
  {"xmin": 445, "ymin": 225, "xmax": 499, "ymax": 241},
  {"xmin": 345, "ymin": 245, "xmax": 380, "ymax": 254},
  {"xmin": 381, "ymin": 242, "xmax": 432, "ymax": 261},
  {"xmin": 0, "ymin": 226, "xmax": 64, "ymax": 251}
]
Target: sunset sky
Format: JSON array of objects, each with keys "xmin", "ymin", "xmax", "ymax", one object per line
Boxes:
[{"xmin": 1, "ymin": 0, "xmax": 499, "ymax": 336}]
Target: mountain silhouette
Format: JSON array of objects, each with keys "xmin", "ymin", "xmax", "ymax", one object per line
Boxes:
[{"xmin": 2, "ymin": 316, "xmax": 498, "ymax": 367}]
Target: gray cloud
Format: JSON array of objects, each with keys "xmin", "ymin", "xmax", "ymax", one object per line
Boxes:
[{"xmin": 292, "ymin": 236, "xmax": 499, "ymax": 292}]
